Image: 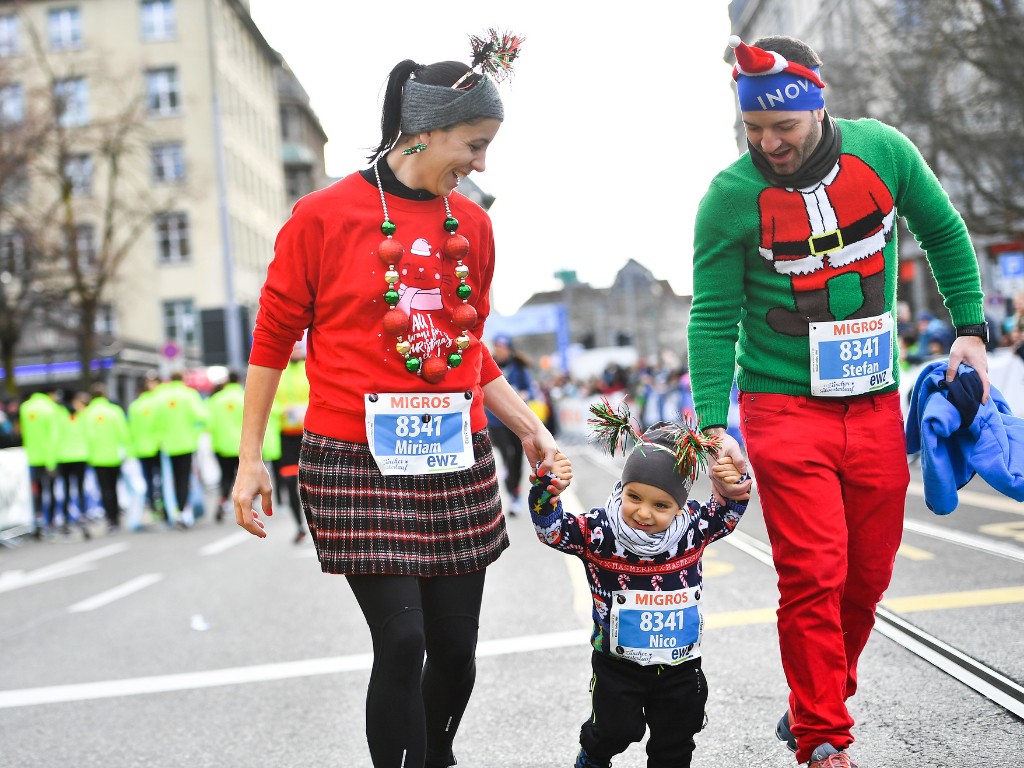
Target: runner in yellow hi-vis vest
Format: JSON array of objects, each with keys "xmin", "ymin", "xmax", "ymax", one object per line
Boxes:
[
  {"xmin": 82, "ymin": 384, "xmax": 132, "ymax": 532},
  {"xmin": 19, "ymin": 388, "xmax": 62, "ymax": 538},
  {"xmin": 153, "ymin": 371, "xmax": 208, "ymax": 527},
  {"xmin": 273, "ymin": 340, "xmax": 309, "ymax": 543},
  {"xmin": 207, "ymin": 371, "xmax": 245, "ymax": 522},
  {"xmin": 128, "ymin": 374, "xmax": 165, "ymax": 522}
]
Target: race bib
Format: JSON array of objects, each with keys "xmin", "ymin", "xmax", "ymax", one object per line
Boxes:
[
  {"xmin": 609, "ymin": 587, "xmax": 702, "ymax": 666},
  {"xmin": 365, "ymin": 392, "xmax": 473, "ymax": 476},
  {"xmin": 809, "ymin": 312, "xmax": 894, "ymax": 397}
]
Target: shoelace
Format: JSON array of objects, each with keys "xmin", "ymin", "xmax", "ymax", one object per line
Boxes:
[{"xmin": 809, "ymin": 753, "xmax": 857, "ymax": 768}]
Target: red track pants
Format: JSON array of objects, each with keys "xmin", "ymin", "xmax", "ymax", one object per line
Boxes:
[{"xmin": 739, "ymin": 391, "xmax": 909, "ymax": 763}]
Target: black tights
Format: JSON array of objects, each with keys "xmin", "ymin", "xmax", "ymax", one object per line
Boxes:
[{"xmin": 346, "ymin": 570, "xmax": 486, "ymax": 768}]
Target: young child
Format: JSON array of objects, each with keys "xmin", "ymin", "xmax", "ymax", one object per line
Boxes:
[{"xmin": 530, "ymin": 416, "xmax": 748, "ymax": 768}]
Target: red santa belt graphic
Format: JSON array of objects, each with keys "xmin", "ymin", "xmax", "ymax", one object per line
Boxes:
[{"xmin": 772, "ymin": 210, "xmax": 891, "ymax": 258}]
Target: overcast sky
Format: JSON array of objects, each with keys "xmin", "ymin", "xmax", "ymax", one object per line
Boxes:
[{"xmin": 247, "ymin": 1, "xmax": 743, "ymax": 315}]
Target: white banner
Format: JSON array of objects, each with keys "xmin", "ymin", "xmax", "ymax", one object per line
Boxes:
[{"xmin": 0, "ymin": 448, "xmax": 33, "ymax": 533}]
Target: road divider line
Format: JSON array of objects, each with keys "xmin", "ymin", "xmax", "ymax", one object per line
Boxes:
[
  {"xmin": 0, "ymin": 543, "xmax": 130, "ymax": 595},
  {"xmin": 903, "ymin": 519, "xmax": 1024, "ymax": 563},
  {"xmin": 896, "ymin": 542, "xmax": 935, "ymax": 561},
  {"xmin": 882, "ymin": 586, "xmax": 1024, "ymax": 614},
  {"xmin": 199, "ymin": 532, "xmax": 252, "ymax": 556},
  {"xmin": 67, "ymin": 574, "xmax": 163, "ymax": 613},
  {"xmin": 907, "ymin": 481, "xmax": 1024, "ymax": 517}
]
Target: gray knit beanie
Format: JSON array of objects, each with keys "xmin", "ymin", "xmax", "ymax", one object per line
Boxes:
[
  {"xmin": 620, "ymin": 426, "xmax": 693, "ymax": 508},
  {"xmin": 400, "ymin": 75, "xmax": 504, "ymax": 134}
]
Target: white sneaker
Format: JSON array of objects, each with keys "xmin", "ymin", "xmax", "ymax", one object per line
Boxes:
[{"xmin": 508, "ymin": 494, "xmax": 525, "ymax": 515}]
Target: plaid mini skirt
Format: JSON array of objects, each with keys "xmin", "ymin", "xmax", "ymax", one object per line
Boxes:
[{"xmin": 297, "ymin": 429, "xmax": 508, "ymax": 577}]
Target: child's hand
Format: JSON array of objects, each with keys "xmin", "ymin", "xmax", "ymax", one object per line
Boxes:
[
  {"xmin": 711, "ymin": 456, "xmax": 751, "ymax": 501},
  {"xmin": 530, "ymin": 451, "xmax": 573, "ymax": 500},
  {"xmin": 711, "ymin": 456, "xmax": 741, "ymax": 485}
]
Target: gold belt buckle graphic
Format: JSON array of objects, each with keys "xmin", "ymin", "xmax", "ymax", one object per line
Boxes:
[{"xmin": 808, "ymin": 229, "xmax": 844, "ymax": 256}]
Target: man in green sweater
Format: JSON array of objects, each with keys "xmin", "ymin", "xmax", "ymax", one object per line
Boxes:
[{"xmin": 688, "ymin": 36, "xmax": 990, "ymax": 768}]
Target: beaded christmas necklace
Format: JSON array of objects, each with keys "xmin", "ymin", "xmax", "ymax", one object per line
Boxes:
[{"xmin": 374, "ymin": 158, "xmax": 477, "ymax": 384}]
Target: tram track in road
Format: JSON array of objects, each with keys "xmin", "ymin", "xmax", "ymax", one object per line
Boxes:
[{"xmin": 725, "ymin": 530, "xmax": 1024, "ymax": 721}]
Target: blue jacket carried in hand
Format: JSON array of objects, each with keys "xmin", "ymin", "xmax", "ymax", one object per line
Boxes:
[{"xmin": 905, "ymin": 361, "xmax": 1024, "ymax": 514}]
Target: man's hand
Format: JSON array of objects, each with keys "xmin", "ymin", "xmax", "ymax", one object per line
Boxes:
[
  {"xmin": 707, "ymin": 428, "xmax": 751, "ymax": 503},
  {"xmin": 947, "ymin": 335, "xmax": 990, "ymax": 404}
]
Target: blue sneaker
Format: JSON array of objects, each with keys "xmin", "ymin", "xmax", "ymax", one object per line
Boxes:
[
  {"xmin": 776, "ymin": 709, "xmax": 797, "ymax": 752},
  {"xmin": 575, "ymin": 748, "xmax": 611, "ymax": 768},
  {"xmin": 808, "ymin": 743, "xmax": 858, "ymax": 767}
]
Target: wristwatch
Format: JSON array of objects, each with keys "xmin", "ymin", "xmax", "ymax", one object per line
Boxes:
[{"xmin": 955, "ymin": 322, "xmax": 990, "ymax": 344}]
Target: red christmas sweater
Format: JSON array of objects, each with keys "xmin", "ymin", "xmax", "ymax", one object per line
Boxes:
[{"xmin": 250, "ymin": 172, "xmax": 502, "ymax": 443}]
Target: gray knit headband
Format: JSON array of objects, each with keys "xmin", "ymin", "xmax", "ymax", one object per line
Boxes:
[{"xmin": 400, "ymin": 75, "xmax": 504, "ymax": 134}]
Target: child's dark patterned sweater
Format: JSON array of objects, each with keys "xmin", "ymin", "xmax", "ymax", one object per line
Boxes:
[{"xmin": 529, "ymin": 482, "xmax": 747, "ymax": 666}]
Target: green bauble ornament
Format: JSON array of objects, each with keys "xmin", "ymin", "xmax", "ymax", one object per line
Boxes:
[
  {"xmin": 456, "ymin": 284, "xmax": 472, "ymax": 300},
  {"xmin": 381, "ymin": 221, "xmax": 396, "ymax": 236},
  {"xmin": 447, "ymin": 353, "xmax": 463, "ymax": 368},
  {"xmin": 444, "ymin": 217, "xmax": 459, "ymax": 233},
  {"xmin": 384, "ymin": 289, "xmax": 400, "ymax": 305},
  {"xmin": 405, "ymin": 357, "xmax": 422, "ymax": 373}
]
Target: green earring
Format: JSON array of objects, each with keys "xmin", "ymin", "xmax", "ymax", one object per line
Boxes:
[{"xmin": 401, "ymin": 143, "xmax": 427, "ymax": 156}]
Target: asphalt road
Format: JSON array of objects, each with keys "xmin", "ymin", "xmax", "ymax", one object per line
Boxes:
[{"xmin": 1, "ymin": 447, "xmax": 1022, "ymax": 767}]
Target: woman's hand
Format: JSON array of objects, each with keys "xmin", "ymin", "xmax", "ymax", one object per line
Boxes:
[{"xmin": 232, "ymin": 456, "xmax": 274, "ymax": 538}]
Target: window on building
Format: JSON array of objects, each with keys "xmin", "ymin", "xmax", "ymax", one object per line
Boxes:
[
  {"xmin": 67, "ymin": 222, "xmax": 97, "ymax": 271},
  {"xmin": 285, "ymin": 167, "xmax": 311, "ymax": 200},
  {"xmin": 150, "ymin": 142, "xmax": 185, "ymax": 182},
  {"xmin": 280, "ymin": 104, "xmax": 302, "ymax": 142},
  {"xmin": 0, "ymin": 230, "xmax": 26, "ymax": 275},
  {"xmin": 64, "ymin": 153, "xmax": 93, "ymax": 196},
  {"xmin": 0, "ymin": 83, "xmax": 23, "ymax": 125},
  {"xmin": 155, "ymin": 211, "xmax": 190, "ymax": 263},
  {"xmin": 146, "ymin": 67, "xmax": 180, "ymax": 116},
  {"xmin": 48, "ymin": 7, "xmax": 82, "ymax": 51},
  {"xmin": 163, "ymin": 298, "xmax": 197, "ymax": 346},
  {"xmin": 54, "ymin": 76, "xmax": 89, "ymax": 126},
  {"xmin": 0, "ymin": 14, "xmax": 20, "ymax": 57},
  {"xmin": 141, "ymin": 0, "xmax": 175, "ymax": 40},
  {"xmin": 95, "ymin": 303, "xmax": 116, "ymax": 335}
]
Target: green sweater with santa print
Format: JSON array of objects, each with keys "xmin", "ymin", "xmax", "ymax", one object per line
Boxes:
[{"xmin": 688, "ymin": 117, "xmax": 984, "ymax": 428}]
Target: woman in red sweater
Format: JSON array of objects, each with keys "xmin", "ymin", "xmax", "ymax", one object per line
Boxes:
[{"xmin": 231, "ymin": 35, "xmax": 558, "ymax": 768}]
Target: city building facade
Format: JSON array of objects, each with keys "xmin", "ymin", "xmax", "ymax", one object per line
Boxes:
[{"xmin": 0, "ymin": 0, "xmax": 326, "ymax": 400}]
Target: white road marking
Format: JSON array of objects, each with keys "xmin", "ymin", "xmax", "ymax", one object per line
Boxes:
[
  {"xmin": 67, "ymin": 574, "xmax": 163, "ymax": 613},
  {"xmin": 0, "ymin": 543, "xmax": 129, "ymax": 595},
  {"xmin": 199, "ymin": 532, "xmax": 252, "ymax": 556},
  {"xmin": 907, "ymin": 481, "xmax": 1024, "ymax": 516},
  {"xmin": 0, "ymin": 629, "xmax": 590, "ymax": 709}
]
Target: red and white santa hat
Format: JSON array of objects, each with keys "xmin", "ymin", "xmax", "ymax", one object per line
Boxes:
[{"xmin": 729, "ymin": 35, "xmax": 825, "ymax": 111}]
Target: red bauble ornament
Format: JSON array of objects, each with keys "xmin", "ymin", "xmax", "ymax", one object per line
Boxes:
[
  {"xmin": 378, "ymin": 238, "xmax": 404, "ymax": 265},
  {"xmin": 382, "ymin": 309, "xmax": 409, "ymax": 336},
  {"xmin": 421, "ymin": 356, "xmax": 449, "ymax": 384},
  {"xmin": 443, "ymin": 235, "xmax": 470, "ymax": 260},
  {"xmin": 451, "ymin": 303, "xmax": 478, "ymax": 330}
]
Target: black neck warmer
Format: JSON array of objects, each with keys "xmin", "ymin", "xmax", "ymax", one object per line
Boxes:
[
  {"xmin": 749, "ymin": 111, "xmax": 842, "ymax": 188},
  {"xmin": 359, "ymin": 156, "xmax": 438, "ymax": 201}
]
